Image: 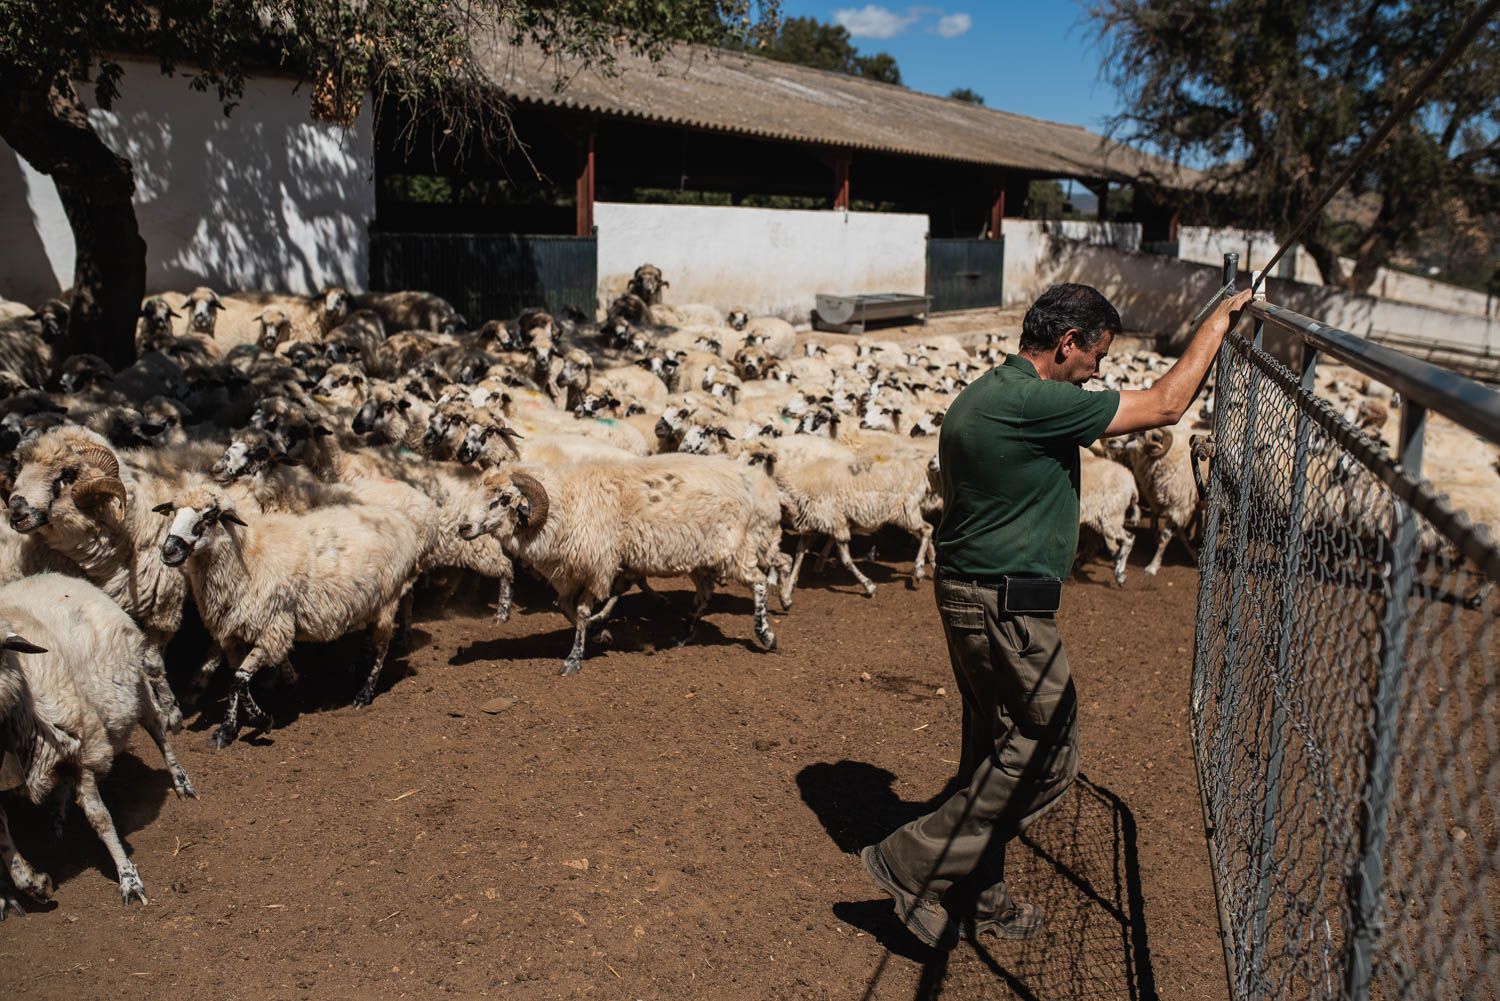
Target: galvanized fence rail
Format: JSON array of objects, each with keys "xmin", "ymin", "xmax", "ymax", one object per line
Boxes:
[{"xmin": 1191, "ymin": 255, "xmax": 1500, "ymax": 1001}]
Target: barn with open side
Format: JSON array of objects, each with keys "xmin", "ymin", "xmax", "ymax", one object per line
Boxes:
[{"xmin": 374, "ymin": 36, "xmax": 1191, "ymax": 324}]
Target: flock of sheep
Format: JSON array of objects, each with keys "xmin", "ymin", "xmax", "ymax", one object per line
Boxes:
[{"xmin": 0, "ymin": 263, "xmax": 1416, "ymax": 916}]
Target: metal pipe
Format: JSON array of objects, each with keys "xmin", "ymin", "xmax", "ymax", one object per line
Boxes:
[{"xmin": 1249, "ymin": 301, "xmax": 1500, "ymax": 447}]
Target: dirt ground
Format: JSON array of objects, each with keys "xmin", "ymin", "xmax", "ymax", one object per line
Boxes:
[{"xmin": 1, "ymin": 545, "xmax": 1226, "ymax": 1001}]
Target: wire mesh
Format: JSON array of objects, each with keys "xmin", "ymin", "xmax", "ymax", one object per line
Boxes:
[{"xmin": 1191, "ymin": 328, "xmax": 1499, "ymax": 1001}]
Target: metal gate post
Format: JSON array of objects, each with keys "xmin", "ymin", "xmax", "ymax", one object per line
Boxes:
[
  {"xmin": 1191, "ymin": 253, "xmax": 1244, "ymax": 1000},
  {"xmin": 1342, "ymin": 401, "xmax": 1427, "ymax": 1000},
  {"xmin": 1246, "ymin": 342, "xmax": 1319, "ymax": 996}
]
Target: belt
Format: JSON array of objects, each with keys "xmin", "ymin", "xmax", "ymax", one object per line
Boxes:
[{"xmin": 935, "ymin": 569, "xmax": 1022, "ymax": 589}]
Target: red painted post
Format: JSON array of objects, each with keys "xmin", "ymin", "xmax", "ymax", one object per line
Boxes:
[
  {"xmin": 576, "ymin": 131, "xmax": 596, "ymax": 236},
  {"xmin": 989, "ymin": 182, "xmax": 1005, "ymax": 239},
  {"xmin": 832, "ymin": 154, "xmax": 851, "ymax": 210}
]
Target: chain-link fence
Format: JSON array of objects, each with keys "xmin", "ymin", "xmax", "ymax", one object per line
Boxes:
[{"xmin": 1190, "ymin": 292, "xmax": 1500, "ymax": 1001}]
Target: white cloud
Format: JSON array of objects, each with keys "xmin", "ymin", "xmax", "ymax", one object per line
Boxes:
[
  {"xmin": 834, "ymin": 5, "xmax": 919, "ymax": 39},
  {"xmin": 935, "ymin": 12, "xmax": 972, "ymax": 38}
]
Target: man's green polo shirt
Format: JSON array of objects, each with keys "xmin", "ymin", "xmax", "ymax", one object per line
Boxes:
[{"xmin": 935, "ymin": 355, "xmax": 1120, "ymax": 580}]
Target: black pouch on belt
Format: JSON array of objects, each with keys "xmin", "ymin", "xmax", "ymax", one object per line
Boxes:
[{"xmin": 1002, "ymin": 576, "xmax": 1063, "ymax": 614}]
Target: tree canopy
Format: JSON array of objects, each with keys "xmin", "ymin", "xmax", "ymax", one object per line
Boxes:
[
  {"xmin": 947, "ymin": 87, "xmax": 984, "ymax": 105},
  {"xmin": 0, "ymin": 1, "xmax": 779, "ymax": 362},
  {"xmin": 760, "ymin": 16, "xmax": 902, "ymax": 85},
  {"xmin": 1090, "ymin": 0, "xmax": 1499, "ymax": 292}
]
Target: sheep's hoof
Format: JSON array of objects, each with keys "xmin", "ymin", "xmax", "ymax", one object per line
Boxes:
[
  {"xmin": 208, "ymin": 725, "xmax": 238, "ymax": 749},
  {"xmin": 350, "ymin": 687, "xmax": 375, "ymax": 709},
  {"xmin": 559, "ymin": 658, "xmax": 583, "ymax": 677},
  {"xmin": 754, "ymin": 626, "xmax": 777, "ymax": 651},
  {"xmin": 862, "ymin": 583, "xmax": 878, "ymax": 598},
  {"xmin": 171, "ymin": 768, "xmax": 197, "ymax": 800},
  {"xmin": 118, "ymin": 868, "xmax": 148, "ymax": 907},
  {"xmin": 493, "ymin": 606, "xmax": 511, "ymax": 625},
  {"xmin": 1143, "ymin": 566, "xmax": 1160, "ymax": 577}
]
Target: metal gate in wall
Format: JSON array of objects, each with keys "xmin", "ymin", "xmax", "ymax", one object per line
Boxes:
[
  {"xmin": 369, "ymin": 232, "xmax": 597, "ymax": 324},
  {"xmin": 926, "ymin": 237, "xmax": 1005, "ymax": 313}
]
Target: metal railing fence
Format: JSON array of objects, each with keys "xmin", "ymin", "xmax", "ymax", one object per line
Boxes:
[{"xmin": 1191, "ymin": 254, "xmax": 1500, "ymax": 1001}]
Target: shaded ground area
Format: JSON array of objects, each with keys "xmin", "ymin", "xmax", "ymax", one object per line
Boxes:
[{"xmin": 1, "ymin": 549, "xmax": 1225, "ymax": 1001}]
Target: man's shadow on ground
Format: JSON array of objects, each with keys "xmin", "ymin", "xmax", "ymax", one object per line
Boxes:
[{"xmin": 798, "ymin": 761, "xmax": 1159, "ymax": 1001}]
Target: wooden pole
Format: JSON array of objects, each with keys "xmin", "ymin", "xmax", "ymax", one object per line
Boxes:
[{"xmin": 576, "ymin": 130, "xmax": 596, "ymax": 236}]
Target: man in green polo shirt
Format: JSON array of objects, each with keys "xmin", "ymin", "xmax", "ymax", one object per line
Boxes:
[{"xmin": 861, "ymin": 281, "xmax": 1252, "ymax": 950}]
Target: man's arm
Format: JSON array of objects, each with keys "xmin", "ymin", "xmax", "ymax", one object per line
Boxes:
[{"xmin": 1104, "ymin": 288, "xmax": 1255, "ymax": 437}]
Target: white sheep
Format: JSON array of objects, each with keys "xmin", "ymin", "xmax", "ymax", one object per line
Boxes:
[
  {"xmin": 1121, "ymin": 425, "xmax": 1200, "ymax": 576},
  {"xmin": 459, "ymin": 455, "xmax": 790, "ymax": 675},
  {"xmin": 756, "ymin": 435, "xmax": 936, "ymax": 599},
  {"xmin": 0, "ymin": 299, "xmax": 67, "ymax": 388},
  {"xmin": 1078, "ymin": 449, "xmax": 1140, "ymax": 586},
  {"xmin": 7, "ymin": 426, "xmax": 198, "ymax": 654},
  {"xmin": 0, "ymin": 573, "xmax": 194, "ymax": 907},
  {"xmin": 158, "ymin": 482, "xmax": 434, "ymax": 746}
]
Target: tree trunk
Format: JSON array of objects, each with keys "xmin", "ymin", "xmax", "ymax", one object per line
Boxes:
[
  {"xmin": 1299, "ymin": 236, "xmax": 1349, "ymax": 290},
  {"xmin": 0, "ymin": 72, "xmax": 144, "ymax": 370}
]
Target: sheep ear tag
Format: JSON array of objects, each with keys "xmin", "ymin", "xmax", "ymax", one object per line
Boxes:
[{"xmin": 2, "ymin": 633, "xmax": 47, "ymax": 655}]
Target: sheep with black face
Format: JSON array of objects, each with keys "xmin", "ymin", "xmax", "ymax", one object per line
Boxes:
[{"xmin": 157, "ymin": 482, "xmax": 433, "ymax": 746}]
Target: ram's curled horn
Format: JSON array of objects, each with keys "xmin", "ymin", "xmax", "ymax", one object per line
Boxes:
[
  {"xmin": 72, "ymin": 471, "xmax": 128, "ymax": 513},
  {"xmin": 76, "ymin": 442, "xmax": 121, "ymax": 478},
  {"xmin": 510, "ymin": 473, "xmax": 550, "ymax": 530},
  {"xmin": 1147, "ymin": 428, "xmax": 1174, "ymax": 459}
]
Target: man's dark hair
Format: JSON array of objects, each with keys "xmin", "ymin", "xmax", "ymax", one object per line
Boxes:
[{"xmin": 1019, "ymin": 284, "xmax": 1122, "ymax": 353}]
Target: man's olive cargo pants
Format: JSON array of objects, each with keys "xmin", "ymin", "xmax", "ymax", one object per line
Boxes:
[{"xmin": 878, "ymin": 575, "xmax": 1080, "ymax": 917}]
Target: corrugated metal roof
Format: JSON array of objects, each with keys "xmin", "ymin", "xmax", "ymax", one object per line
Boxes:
[{"xmin": 474, "ymin": 36, "xmax": 1194, "ymax": 185}]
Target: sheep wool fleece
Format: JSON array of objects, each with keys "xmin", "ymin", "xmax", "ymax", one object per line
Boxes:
[{"xmin": 875, "ymin": 353, "xmax": 1117, "ymax": 924}]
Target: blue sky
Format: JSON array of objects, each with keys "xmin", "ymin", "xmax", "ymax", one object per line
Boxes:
[{"xmin": 778, "ymin": 2, "xmax": 1124, "ymax": 134}]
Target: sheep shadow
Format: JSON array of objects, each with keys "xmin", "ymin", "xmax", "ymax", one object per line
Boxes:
[
  {"xmin": 449, "ymin": 588, "xmax": 768, "ymax": 667},
  {"xmin": 802, "ymin": 763, "xmax": 1158, "ymax": 1001},
  {"xmin": 182, "ymin": 630, "xmax": 422, "ymax": 742},
  {"xmin": 5, "ymin": 752, "xmax": 177, "ymax": 897}
]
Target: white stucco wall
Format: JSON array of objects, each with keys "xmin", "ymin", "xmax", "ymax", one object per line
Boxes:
[
  {"xmin": 1008, "ymin": 226, "xmax": 1499, "ymax": 360},
  {"xmin": 0, "ymin": 59, "xmax": 374, "ymax": 307},
  {"xmin": 594, "ymin": 202, "xmax": 928, "ymax": 322},
  {"xmin": 1179, "ymin": 225, "xmax": 1492, "ymax": 318}
]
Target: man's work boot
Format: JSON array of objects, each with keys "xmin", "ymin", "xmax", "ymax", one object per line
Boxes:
[
  {"xmin": 860, "ymin": 845, "xmax": 958, "ymax": 950},
  {"xmin": 962, "ymin": 900, "xmax": 1045, "ymax": 941}
]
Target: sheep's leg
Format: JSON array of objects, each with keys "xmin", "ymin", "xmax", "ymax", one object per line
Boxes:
[
  {"xmin": 751, "ymin": 582, "xmax": 777, "ymax": 651},
  {"xmin": 139, "ymin": 691, "xmax": 196, "ymax": 799},
  {"xmin": 0, "ymin": 801, "xmax": 52, "ymax": 905},
  {"xmin": 494, "ymin": 572, "xmax": 514, "ymax": 624},
  {"xmin": 773, "ymin": 551, "xmax": 795, "ymax": 612},
  {"xmin": 1112, "ymin": 530, "xmax": 1136, "ymax": 587},
  {"xmin": 561, "ymin": 597, "xmax": 593, "ymax": 677},
  {"xmin": 909, "ymin": 521, "xmax": 934, "ymax": 585},
  {"xmin": 786, "ymin": 537, "xmax": 809, "ymax": 607},
  {"xmin": 140, "ymin": 649, "xmax": 184, "ymax": 732},
  {"xmin": 1145, "ymin": 523, "xmax": 1174, "ymax": 576},
  {"xmin": 212, "ymin": 645, "xmax": 275, "ymax": 749},
  {"xmin": 189, "ymin": 643, "xmax": 225, "ymax": 699},
  {"xmin": 812, "ymin": 537, "xmax": 834, "ymax": 573},
  {"xmin": 1178, "ymin": 527, "xmax": 1200, "ymax": 563},
  {"xmin": 678, "ymin": 570, "xmax": 717, "ymax": 647},
  {"xmin": 353, "ymin": 597, "xmax": 401, "ymax": 708},
  {"xmin": 837, "ymin": 538, "xmax": 878, "ymax": 597},
  {"xmin": 47, "ymin": 780, "xmax": 71, "ymax": 839},
  {"xmin": 633, "ymin": 577, "xmax": 671, "ymax": 608},
  {"xmin": 75, "ymin": 771, "xmax": 146, "ymax": 906}
]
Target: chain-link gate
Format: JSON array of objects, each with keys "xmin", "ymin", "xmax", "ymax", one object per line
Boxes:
[{"xmin": 1190, "ymin": 260, "xmax": 1500, "ymax": 1001}]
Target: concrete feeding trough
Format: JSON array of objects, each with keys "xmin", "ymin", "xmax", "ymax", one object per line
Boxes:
[{"xmin": 812, "ymin": 292, "xmax": 932, "ymax": 334}]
